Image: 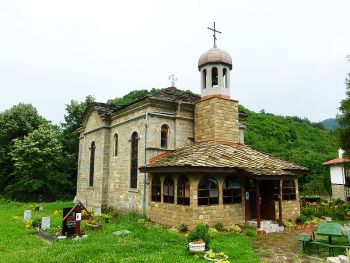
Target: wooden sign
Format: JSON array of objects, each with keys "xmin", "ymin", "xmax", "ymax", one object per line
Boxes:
[{"xmin": 62, "ymin": 202, "xmax": 92, "ymax": 236}]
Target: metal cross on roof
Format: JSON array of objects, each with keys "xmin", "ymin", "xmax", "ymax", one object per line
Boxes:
[
  {"xmin": 168, "ymin": 74, "xmax": 178, "ymax": 87},
  {"xmin": 207, "ymin": 22, "xmax": 222, "ymax": 48}
]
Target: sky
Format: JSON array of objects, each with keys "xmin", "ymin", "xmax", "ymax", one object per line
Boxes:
[{"xmin": 0, "ymin": 0, "xmax": 349, "ymax": 124}]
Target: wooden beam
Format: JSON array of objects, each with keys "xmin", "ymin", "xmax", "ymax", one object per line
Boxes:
[
  {"xmin": 256, "ymin": 180, "xmax": 261, "ymax": 229},
  {"xmin": 278, "ymin": 180, "xmax": 283, "ymax": 226}
]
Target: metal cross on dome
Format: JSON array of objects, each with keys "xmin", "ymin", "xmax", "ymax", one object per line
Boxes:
[
  {"xmin": 168, "ymin": 74, "xmax": 178, "ymax": 87},
  {"xmin": 208, "ymin": 22, "xmax": 222, "ymax": 48}
]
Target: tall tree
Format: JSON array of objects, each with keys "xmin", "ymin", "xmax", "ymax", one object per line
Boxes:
[
  {"xmin": 60, "ymin": 96, "xmax": 95, "ymax": 195},
  {"xmin": 337, "ymin": 56, "xmax": 350, "ymax": 156},
  {"xmin": 0, "ymin": 104, "xmax": 46, "ymax": 192},
  {"xmin": 6, "ymin": 124, "xmax": 71, "ymax": 201}
]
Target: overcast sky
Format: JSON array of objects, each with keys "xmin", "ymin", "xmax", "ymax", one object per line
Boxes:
[{"xmin": 0, "ymin": 0, "xmax": 349, "ymax": 124}]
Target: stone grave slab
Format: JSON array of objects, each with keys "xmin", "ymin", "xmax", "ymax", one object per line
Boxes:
[
  {"xmin": 24, "ymin": 210, "xmax": 31, "ymax": 221},
  {"xmin": 41, "ymin": 216, "xmax": 50, "ymax": 230}
]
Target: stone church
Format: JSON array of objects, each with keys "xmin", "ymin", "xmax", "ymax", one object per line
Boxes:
[{"xmin": 76, "ymin": 42, "xmax": 307, "ymax": 229}]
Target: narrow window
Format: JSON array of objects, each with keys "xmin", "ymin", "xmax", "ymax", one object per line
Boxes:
[
  {"xmin": 114, "ymin": 134, "xmax": 118, "ymax": 157},
  {"xmin": 130, "ymin": 132, "xmax": 138, "ymax": 189},
  {"xmin": 161, "ymin": 124, "xmax": 169, "ymax": 148},
  {"xmin": 273, "ymin": 181, "xmax": 280, "ymax": 201},
  {"xmin": 202, "ymin": 69, "xmax": 207, "ymax": 89},
  {"xmin": 223, "ymin": 68, "xmax": 227, "ymax": 88},
  {"xmin": 282, "ymin": 179, "xmax": 296, "ymax": 200},
  {"xmin": 151, "ymin": 175, "xmax": 161, "ymax": 202},
  {"xmin": 177, "ymin": 175, "xmax": 190, "ymax": 205},
  {"xmin": 198, "ymin": 176, "xmax": 218, "ymax": 205},
  {"xmin": 223, "ymin": 176, "xmax": 241, "ymax": 204},
  {"xmin": 163, "ymin": 176, "xmax": 174, "ymax": 203},
  {"xmin": 89, "ymin": 141, "xmax": 96, "ymax": 187},
  {"xmin": 211, "ymin": 67, "xmax": 218, "ymax": 87}
]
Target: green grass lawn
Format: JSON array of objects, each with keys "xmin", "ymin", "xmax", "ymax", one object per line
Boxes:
[{"xmin": 0, "ymin": 200, "xmax": 259, "ymax": 263}]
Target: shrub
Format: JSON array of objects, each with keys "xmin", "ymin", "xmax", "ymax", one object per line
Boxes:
[
  {"xmin": 295, "ymin": 215, "xmax": 307, "ymax": 224},
  {"xmin": 208, "ymin": 228, "xmax": 219, "ymax": 237},
  {"xmin": 245, "ymin": 229, "xmax": 257, "ymax": 237},
  {"xmin": 168, "ymin": 227, "xmax": 178, "ymax": 234},
  {"xmin": 188, "ymin": 224, "xmax": 210, "ymax": 248},
  {"xmin": 215, "ymin": 222, "xmax": 225, "ymax": 231},
  {"xmin": 224, "ymin": 224, "xmax": 242, "ymax": 234},
  {"xmin": 178, "ymin": 224, "xmax": 188, "ymax": 232}
]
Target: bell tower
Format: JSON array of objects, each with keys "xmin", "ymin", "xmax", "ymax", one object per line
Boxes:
[
  {"xmin": 198, "ymin": 22, "xmax": 232, "ymax": 98},
  {"xmin": 195, "ymin": 23, "xmax": 239, "ymax": 143}
]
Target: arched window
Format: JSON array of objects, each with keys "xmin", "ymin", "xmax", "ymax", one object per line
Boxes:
[
  {"xmin": 130, "ymin": 132, "xmax": 138, "ymax": 189},
  {"xmin": 211, "ymin": 67, "xmax": 218, "ymax": 87},
  {"xmin": 114, "ymin": 133, "xmax": 118, "ymax": 156},
  {"xmin": 202, "ymin": 69, "xmax": 207, "ymax": 89},
  {"xmin": 163, "ymin": 176, "xmax": 174, "ymax": 203},
  {"xmin": 89, "ymin": 141, "xmax": 96, "ymax": 187},
  {"xmin": 198, "ymin": 176, "xmax": 218, "ymax": 205},
  {"xmin": 161, "ymin": 124, "xmax": 169, "ymax": 148},
  {"xmin": 282, "ymin": 179, "xmax": 296, "ymax": 200},
  {"xmin": 177, "ymin": 175, "xmax": 190, "ymax": 205},
  {"xmin": 151, "ymin": 176, "xmax": 161, "ymax": 202},
  {"xmin": 223, "ymin": 176, "xmax": 241, "ymax": 204},
  {"xmin": 223, "ymin": 68, "xmax": 227, "ymax": 88}
]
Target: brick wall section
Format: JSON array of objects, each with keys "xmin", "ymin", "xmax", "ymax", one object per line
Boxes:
[
  {"xmin": 195, "ymin": 97, "xmax": 239, "ymax": 143},
  {"xmin": 332, "ymin": 184, "xmax": 346, "ymax": 201}
]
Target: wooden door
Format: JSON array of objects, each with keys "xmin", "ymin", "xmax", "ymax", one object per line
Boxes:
[{"xmin": 260, "ymin": 180, "xmax": 276, "ymax": 220}]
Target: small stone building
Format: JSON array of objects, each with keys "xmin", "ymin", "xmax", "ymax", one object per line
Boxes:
[
  {"xmin": 76, "ymin": 44, "xmax": 307, "ymax": 229},
  {"xmin": 324, "ymin": 149, "xmax": 350, "ymax": 201}
]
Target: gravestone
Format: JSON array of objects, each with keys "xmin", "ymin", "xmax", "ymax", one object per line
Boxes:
[
  {"xmin": 24, "ymin": 210, "xmax": 31, "ymax": 221},
  {"xmin": 62, "ymin": 202, "xmax": 92, "ymax": 236},
  {"xmin": 94, "ymin": 207, "xmax": 101, "ymax": 215},
  {"xmin": 41, "ymin": 216, "xmax": 50, "ymax": 230}
]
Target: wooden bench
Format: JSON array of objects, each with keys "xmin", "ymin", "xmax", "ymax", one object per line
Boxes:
[{"xmin": 298, "ymin": 235, "xmax": 312, "ymax": 251}]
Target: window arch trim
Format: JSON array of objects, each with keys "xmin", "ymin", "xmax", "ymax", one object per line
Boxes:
[
  {"xmin": 89, "ymin": 141, "xmax": 96, "ymax": 187},
  {"xmin": 161, "ymin": 124, "xmax": 169, "ymax": 148},
  {"xmin": 130, "ymin": 132, "xmax": 138, "ymax": 189}
]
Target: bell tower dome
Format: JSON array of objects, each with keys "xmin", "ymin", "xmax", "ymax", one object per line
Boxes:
[
  {"xmin": 198, "ymin": 22, "xmax": 232, "ymax": 98},
  {"xmin": 198, "ymin": 48, "xmax": 232, "ymax": 98}
]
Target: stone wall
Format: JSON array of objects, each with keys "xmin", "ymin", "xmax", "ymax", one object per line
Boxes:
[
  {"xmin": 148, "ymin": 174, "xmax": 245, "ymax": 229},
  {"xmin": 76, "ymin": 111, "xmax": 110, "ymax": 209},
  {"xmin": 332, "ymin": 184, "xmax": 346, "ymax": 201},
  {"xmin": 274, "ymin": 200, "xmax": 300, "ymax": 221},
  {"xmin": 195, "ymin": 96, "xmax": 239, "ymax": 143},
  {"xmin": 77, "ymin": 99, "xmax": 195, "ymax": 214}
]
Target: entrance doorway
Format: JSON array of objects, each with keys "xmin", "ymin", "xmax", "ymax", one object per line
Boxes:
[{"xmin": 245, "ymin": 179, "xmax": 276, "ymax": 221}]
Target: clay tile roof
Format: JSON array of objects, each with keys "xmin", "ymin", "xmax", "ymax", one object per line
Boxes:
[
  {"xmin": 323, "ymin": 157, "xmax": 350, "ymax": 166},
  {"xmin": 144, "ymin": 141, "xmax": 307, "ymax": 176},
  {"xmin": 150, "ymin": 87, "xmax": 200, "ymax": 104}
]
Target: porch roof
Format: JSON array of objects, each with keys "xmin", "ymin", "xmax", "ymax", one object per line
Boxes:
[{"xmin": 140, "ymin": 141, "xmax": 307, "ymax": 176}]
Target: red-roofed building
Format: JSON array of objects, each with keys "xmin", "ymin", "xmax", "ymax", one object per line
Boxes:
[{"xmin": 323, "ymin": 149, "xmax": 350, "ymax": 201}]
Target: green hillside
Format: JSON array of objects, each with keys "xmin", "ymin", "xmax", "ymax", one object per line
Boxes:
[{"xmin": 240, "ymin": 106, "xmax": 338, "ymax": 195}]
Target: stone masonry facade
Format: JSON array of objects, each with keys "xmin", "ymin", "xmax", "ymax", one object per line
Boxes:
[
  {"xmin": 332, "ymin": 184, "xmax": 347, "ymax": 201},
  {"xmin": 195, "ymin": 96, "xmax": 240, "ymax": 143},
  {"xmin": 76, "ymin": 98, "xmax": 195, "ymax": 213}
]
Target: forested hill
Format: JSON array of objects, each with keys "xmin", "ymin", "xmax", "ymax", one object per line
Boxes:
[{"xmin": 240, "ymin": 105, "xmax": 338, "ymax": 195}]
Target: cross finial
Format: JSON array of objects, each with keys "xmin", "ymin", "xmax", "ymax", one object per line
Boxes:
[
  {"xmin": 168, "ymin": 74, "xmax": 178, "ymax": 87},
  {"xmin": 207, "ymin": 22, "xmax": 222, "ymax": 48}
]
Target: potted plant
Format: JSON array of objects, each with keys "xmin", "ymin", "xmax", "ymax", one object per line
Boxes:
[
  {"xmin": 188, "ymin": 224, "xmax": 210, "ymax": 252},
  {"xmin": 204, "ymin": 250, "xmax": 229, "ymax": 261}
]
